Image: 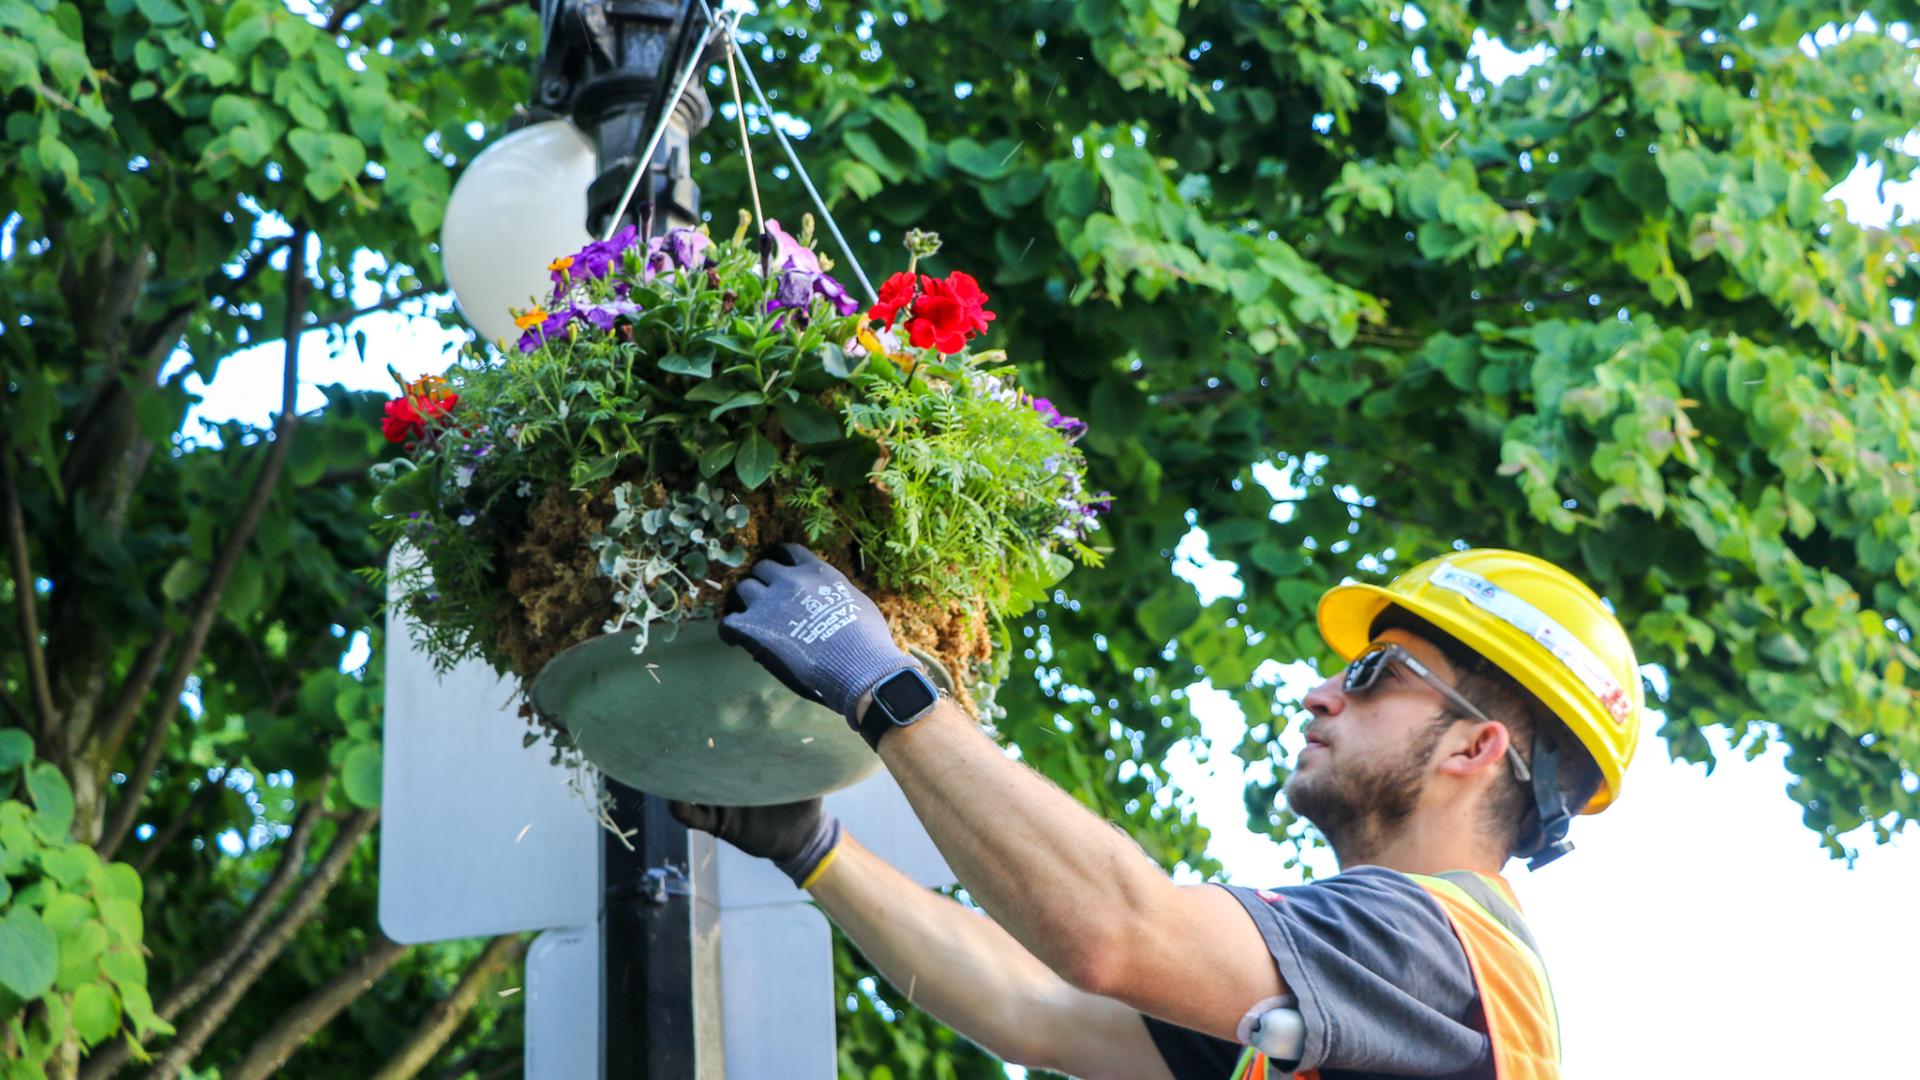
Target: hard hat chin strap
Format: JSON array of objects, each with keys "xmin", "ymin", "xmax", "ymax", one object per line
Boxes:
[{"xmin": 1518, "ymin": 735, "xmax": 1576, "ymax": 870}]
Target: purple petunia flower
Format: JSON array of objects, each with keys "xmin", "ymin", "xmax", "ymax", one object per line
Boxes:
[
  {"xmin": 666, "ymin": 226, "xmax": 710, "ymax": 271},
  {"xmin": 764, "ymin": 218, "xmax": 821, "ymax": 274},
  {"xmin": 583, "ymin": 299, "xmax": 641, "ymax": 331},
  {"xmin": 517, "ymin": 305, "xmax": 582, "ymax": 352},
  {"xmin": 1030, "ymin": 397, "xmax": 1089, "ymax": 443},
  {"xmin": 768, "ymin": 267, "xmax": 818, "ymax": 315},
  {"xmin": 642, "ymin": 234, "xmax": 678, "ymax": 280},
  {"xmin": 814, "ymin": 273, "xmax": 860, "ymax": 316},
  {"xmin": 551, "ymin": 226, "xmax": 641, "ymax": 296},
  {"xmin": 582, "ymin": 228, "xmax": 633, "ymax": 281}
]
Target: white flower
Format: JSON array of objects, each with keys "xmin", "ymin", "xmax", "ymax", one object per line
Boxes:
[
  {"xmin": 457, "ymin": 511, "xmax": 477, "ymax": 527},
  {"xmin": 455, "ymin": 463, "xmax": 476, "ymax": 489},
  {"xmin": 516, "ymin": 480, "xmax": 534, "ymax": 498}
]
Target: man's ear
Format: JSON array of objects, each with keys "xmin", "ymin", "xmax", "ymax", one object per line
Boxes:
[{"xmin": 1437, "ymin": 719, "xmax": 1511, "ymax": 779}]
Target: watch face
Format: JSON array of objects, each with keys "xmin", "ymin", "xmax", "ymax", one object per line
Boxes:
[{"xmin": 874, "ymin": 669, "xmax": 937, "ymax": 721}]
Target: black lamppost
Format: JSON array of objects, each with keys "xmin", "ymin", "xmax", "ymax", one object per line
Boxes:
[
  {"xmin": 528, "ymin": 0, "xmax": 713, "ymax": 236},
  {"xmin": 446, "ymin": 3, "xmax": 723, "ymax": 1076},
  {"xmin": 543, "ymin": 6, "xmax": 722, "ymax": 1075}
]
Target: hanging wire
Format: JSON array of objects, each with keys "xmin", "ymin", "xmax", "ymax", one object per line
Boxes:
[
  {"xmin": 720, "ymin": 14, "xmax": 766, "ymax": 245},
  {"xmin": 695, "ymin": 0, "xmax": 877, "ymax": 304},
  {"xmin": 599, "ymin": 8, "xmax": 732, "ymax": 242}
]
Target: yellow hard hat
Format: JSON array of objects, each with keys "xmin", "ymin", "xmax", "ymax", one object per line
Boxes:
[{"xmin": 1317, "ymin": 549, "xmax": 1642, "ymax": 813}]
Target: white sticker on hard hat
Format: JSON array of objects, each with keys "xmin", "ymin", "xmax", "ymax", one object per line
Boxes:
[{"xmin": 1429, "ymin": 564, "xmax": 1633, "ymax": 724}]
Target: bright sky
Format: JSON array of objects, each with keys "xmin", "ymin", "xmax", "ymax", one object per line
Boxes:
[{"xmin": 163, "ymin": 18, "xmax": 1920, "ymax": 1079}]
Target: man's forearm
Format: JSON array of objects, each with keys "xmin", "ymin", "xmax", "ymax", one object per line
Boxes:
[
  {"xmin": 807, "ymin": 833, "xmax": 1074, "ymax": 1067},
  {"xmin": 876, "ymin": 699, "xmax": 1176, "ymax": 993}
]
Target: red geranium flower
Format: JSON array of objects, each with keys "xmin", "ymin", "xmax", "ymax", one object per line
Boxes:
[
  {"xmin": 382, "ymin": 398, "xmax": 424, "ymax": 443},
  {"xmin": 383, "ymin": 377, "xmax": 459, "ymax": 444},
  {"xmin": 867, "ymin": 271, "xmax": 918, "ymax": 328},
  {"xmin": 906, "ymin": 271, "xmax": 994, "ymax": 354}
]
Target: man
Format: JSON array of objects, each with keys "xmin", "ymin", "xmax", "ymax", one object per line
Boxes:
[{"xmin": 676, "ymin": 546, "xmax": 1641, "ymax": 1078}]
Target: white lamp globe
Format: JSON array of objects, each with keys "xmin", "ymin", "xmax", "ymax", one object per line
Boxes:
[{"xmin": 442, "ymin": 119, "xmax": 598, "ymax": 346}]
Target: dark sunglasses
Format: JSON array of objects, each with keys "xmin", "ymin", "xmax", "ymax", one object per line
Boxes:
[{"xmin": 1343, "ymin": 644, "xmax": 1532, "ymax": 783}]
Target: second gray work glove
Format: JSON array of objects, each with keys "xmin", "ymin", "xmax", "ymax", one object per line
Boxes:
[
  {"xmin": 718, "ymin": 544, "xmax": 918, "ymax": 725},
  {"xmin": 670, "ymin": 799, "xmax": 843, "ymax": 888}
]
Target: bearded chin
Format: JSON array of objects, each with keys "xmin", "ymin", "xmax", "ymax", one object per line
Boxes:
[{"xmin": 1284, "ymin": 747, "xmax": 1429, "ymax": 865}]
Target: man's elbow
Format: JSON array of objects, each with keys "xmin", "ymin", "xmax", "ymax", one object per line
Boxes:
[{"xmin": 1053, "ymin": 921, "xmax": 1136, "ymax": 1000}]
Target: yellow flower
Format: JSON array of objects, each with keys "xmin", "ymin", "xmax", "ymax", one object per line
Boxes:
[
  {"xmin": 405, "ymin": 374, "xmax": 449, "ymax": 398},
  {"xmin": 513, "ymin": 307, "xmax": 548, "ymax": 331},
  {"xmin": 857, "ymin": 326, "xmax": 916, "ymax": 371},
  {"xmin": 548, "ymin": 255, "xmax": 574, "ymax": 273}
]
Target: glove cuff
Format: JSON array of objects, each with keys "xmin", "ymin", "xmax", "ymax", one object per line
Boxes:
[{"xmin": 775, "ymin": 813, "xmax": 844, "ymax": 889}]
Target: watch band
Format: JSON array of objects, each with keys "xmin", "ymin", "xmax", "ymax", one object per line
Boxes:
[{"xmin": 856, "ymin": 666, "xmax": 940, "ymax": 750}]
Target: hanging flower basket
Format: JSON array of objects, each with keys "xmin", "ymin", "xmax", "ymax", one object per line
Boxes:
[{"xmin": 371, "ymin": 215, "xmax": 1108, "ymax": 804}]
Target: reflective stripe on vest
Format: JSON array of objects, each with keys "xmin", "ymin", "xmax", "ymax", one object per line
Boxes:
[
  {"xmin": 1407, "ymin": 872, "xmax": 1560, "ymax": 1080},
  {"xmin": 1229, "ymin": 1045, "xmax": 1319, "ymax": 1080},
  {"xmin": 1227, "ymin": 872, "xmax": 1555, "ymax": 1080}
]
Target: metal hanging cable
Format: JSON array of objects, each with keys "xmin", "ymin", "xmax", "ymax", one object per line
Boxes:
[
  {"xmin": 695, "ymin": 0, "xmax": 877, "ymax": 304},
  {"xmin": 598, "ymin": 7, "xmax": 738, "ymax": 241},
  {"xmin": 596, "ymin": 2, "xmax": 878, "ymax": 303}
]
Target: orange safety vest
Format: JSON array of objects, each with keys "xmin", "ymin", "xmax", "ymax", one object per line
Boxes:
[{"xmin": 1228, "ymin": 871, "xmax": 1559, "ymax": 1080}]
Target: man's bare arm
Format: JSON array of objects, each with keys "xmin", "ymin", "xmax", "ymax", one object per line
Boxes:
[
  {"xmin": 876, "ymin": 699, "xmax": 1285, "ymax": 1040},
  {"xmin": 809, "ymin": 834, "xmax": 1174, "ymax": 1079}
]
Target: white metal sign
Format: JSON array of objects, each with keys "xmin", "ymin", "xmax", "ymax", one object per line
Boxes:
[
  {"xmin": 378, "ymin": 548, "xmax": 601, "ymax": 944},
  {"xmin": 525, "ymin": 926, "xmax": 601, "ymax": 1077},
  {"xmin": 378, "ymin": 550, "xmax": 961, "ymax": 1077}
]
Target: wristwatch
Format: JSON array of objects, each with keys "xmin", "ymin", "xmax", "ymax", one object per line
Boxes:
[{"xmin": 856, "ymin": 666, "xmax": 940, "ymax": 750}]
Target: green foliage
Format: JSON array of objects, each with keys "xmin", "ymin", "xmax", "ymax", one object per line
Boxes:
[
  {"xmin": 593, "ymin": 479, "xmax": 752, "ymax": 651},
  {"xmin": 0, "ymin": 748, "xmax": 170, "ymax": 1070},
  {"xmin": 374, "ymin": 222, "xmax": 1103, "ymax": 682},
  {"xmin": 683, "ymin": 0, "xmax": 1920, "ymax": 868},
  {"xmin": 842, "ymin": 360, "xmax": 1100, "ymax": 609},
  {"xmin": 5, "ymin": 0, "xmax": 1919, "ymax": 1075}
]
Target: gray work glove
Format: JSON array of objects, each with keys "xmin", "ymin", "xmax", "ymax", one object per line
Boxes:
[
  {"xmin": 669, "ymin": 799, "xmax": 844, "ymax": 888},
  {"xmin": 718, "ymin": 544, "xmax": 918, "ymax": 725}
]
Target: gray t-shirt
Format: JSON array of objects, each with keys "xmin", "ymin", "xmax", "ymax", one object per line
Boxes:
[{"xmin": 1142, "ymin": 866, "xmax": 1508, "ymax": 1079}]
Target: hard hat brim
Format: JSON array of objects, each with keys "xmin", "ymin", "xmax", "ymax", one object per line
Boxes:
[{"xmin": 1317, "ymin": 580, "xmax": 1621, "ymax": 813}]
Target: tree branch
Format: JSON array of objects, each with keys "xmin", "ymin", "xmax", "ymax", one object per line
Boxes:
[
  {"xmin": 214, "ymin": 284, "xmax": 447, "ymax": 364},
  {"xmin": 142, "ymin": 807, "xmax": 381, "ymax": 1080},
  {"xmin": 137, "ymin": 238, "xmax": 295, "ymax": 357},
  {"xmin": 309, "ymin": 284, "xmax": 442, "ymax": 331},
  {"xmin": 323, "ymin": 0, "xmax": 375, "ymax": 34},
  {"xmin": 222, "ymin": 932, "xmax": 412, "ymax": 1080},
  {"xmin": 367, "ymin": 935, "xmax": 525, "ymax": 1080},
  {"xmin": 155, "ymin": 786, "xmax": 331, "ymax": 1020},
  {"xmin": 86, "ymin": 629, "xmax": 176, "ymax": 775},
  {"xmin": 81, "ymin": 787, "xmax": 329, "ymax": 1080},
  {"xmin": 97, "ymin": 224, "xmax": 313, "ymax": 861},
  {"xmin": 0, "ymin": 689, "xmax": 27, "ymax": 732},
  {"xmin": 130, "ymin": 769, "xmax": 228, "ymax": 877},
  {"xmin": 1, "ymin": 450, "xmax": 56, "ymax": 741},
  {"xmin": 385, "ymin": 0, "xmax": 526, "ymax": 40}
]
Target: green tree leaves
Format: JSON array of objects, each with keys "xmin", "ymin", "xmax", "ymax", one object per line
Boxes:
[
  {"xmin": 6, "ymin": 0, "xmax": 1919, "ymax": 1073},
  {"xmin": 0, "ymin": 907, "xmax": 58, "ymax": 1001},
  {"xmin": 0, "ymin": 750, "xmax": 168, "ymax": 1065}
]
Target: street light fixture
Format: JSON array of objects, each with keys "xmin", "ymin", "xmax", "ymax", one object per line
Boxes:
[
  {"xmin": 440, "ymin": 118, "xmax": 597, "ymax": 345},
  {"xmin": 440, "ymin": 0, "xmax": 713, "ymax": 346}
]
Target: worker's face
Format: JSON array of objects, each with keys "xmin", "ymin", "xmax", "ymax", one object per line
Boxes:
[{"xmin": 1283, "ymin": 630, "xmax": 1460, "ymax": 858}]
